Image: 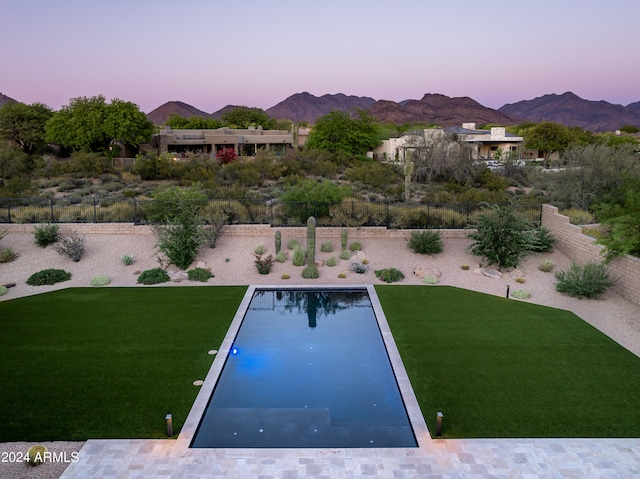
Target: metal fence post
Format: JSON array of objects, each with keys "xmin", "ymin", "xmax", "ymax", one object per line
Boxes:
[
  {"xmin": 93, "ymin": 196, "xmax": 97, "ymax": 223},
  {"xmin": 49, "ymin": 198, "xmax": 54, "ymax": 223},
  {"xmin": 133, "ymin": 197, "xmax": 137, "ymax": 224},
  {"xmin": 6, "ymin": 198, "xmax": 11, "ymax": 223}
]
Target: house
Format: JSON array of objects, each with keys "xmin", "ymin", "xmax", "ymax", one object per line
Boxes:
[
  {"xmin": 153, "ymin": 126, "xmax": 294, "ymax": 157},
  {"xmin": 370, "ymin": 123, "xmax": 524, "ymax": 163}
]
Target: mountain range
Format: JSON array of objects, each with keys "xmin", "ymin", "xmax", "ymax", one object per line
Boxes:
[{"xmin": 3, "ymin": 91, "xmax": 640, "ymax": 133}]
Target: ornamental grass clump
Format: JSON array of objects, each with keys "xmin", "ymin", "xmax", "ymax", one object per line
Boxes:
[
  {"xmin": 287, "ymin": 238, "xmax": 300, "ymax": 250},
  {"xmin": 408, "ymin": 230, "xmax": 443, "ymax": 255},
  {"xmin": 121, "ymin": 254, "xmax": 135, "ymax": 266},
  {"xmin": 326, "ymin": 256, "xmax": 337, "ymax": 267},
  {"xmin": 554, "ymin": 261, "xmax": 615, "ymax": 299},
  {"xmin": 187, "ymin": 267, "xmax": 214, "ymax": 282},
  {"xmin": 375, "ymin": 268, "xmax": 405, "ymax": 283},
  {"xmin": 538, "ymin": 259, "xmax": 555, "ymax": 272},
  {"xmin": 26, "ymin": 268, "xmax": 72, "ymax": 286},
  {"xmin": 349, "ymin": 241, "xmax": 362, "ymax": 251},
  {"xmin": 320, "ymin": 241, "xmax": 333, "ymax": 252},
  {"xmin": 339, "ymin": 249, "xmax": 351, "ymax": 260},
  {"xmin": 292, "ymin": 247, "xmax": 306, "ymax": 266},
  {"xmin": 422, "ymin": 275, "xmax": 439, "ymax": 285},
  {"xmin": 253, "ymin": 244, "xmax": 265, "ymax": 255},
  {"xmin": 91, "ymin": 275, "xmax": 110, "ymax": 287},
  {"xmin": 0, "ymin": 286, "xmax": 7, "ymax": 296},
  {"xmin": 302, "ymin": 265, "xmax": 319, "ymax": 279},
  {"xmin": 137, "ymin": 268, "xmax": 170, "ymax": 285},
  {"xmin": 511, "ymin": 289, "xmax": 531, "ymax": 299},
  {"xmin": 275, "ymin": 251, "xmax": 287, "ymax": 263},
  {"xmin": 0, "ymin": 247, "xmax": 19, "ymax": 263}
]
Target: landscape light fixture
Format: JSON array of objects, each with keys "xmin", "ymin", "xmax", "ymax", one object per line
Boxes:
[
  {"xmin": 165, "ymin": 414, "xmax": 173, "ymax": 437},
  {"xmin": 436, "ymin": 411, "xmax": 444, "ymax": 437},
  {"xmin": 506, "ymin": 284, "xmax": 510, "ymax": 298}
]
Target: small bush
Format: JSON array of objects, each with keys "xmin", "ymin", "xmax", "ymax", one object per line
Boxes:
[
  {"xmin": 137, "ymin": 268, "xmax": 170, "ymax": 285},
  {"xmin": 375, "ymin": 268, "xmax": 405, "ymax": 283},
  {"xmin": 422, "ymin": 275, "xmax": 439, "ymax": 285},
  {"xmin": 302, "ymin": 265, "xmax": 320, "ymax": 279},
  {"xmin": 350, "ymin": 262, "xmax": 368, "ymax": 274},
  {"xmin": 349, "ymin": 241, "xmax": 362, "ymax": 251},
  {"xmin": 339, "ymin": 249, "xmax": 351, "ymax": 260},
  {"xmin": 0, "ymin": 286, "xmax": 7, "ymax": 296},
  {"xmin": 275, "ymin": 251, "xmax": 287, "ymax": 263},
  {"xmin": 253, "ymin": 244, "xmax": 265, "ymax": 255},
  {"xmin": 554, "ymin": 261, "xmax": 615, "ymax": 299},
  {"xmin": 408, "ymin": 230, "xmax": 443, "ymax": 255},
  {"xmin": 320, "ymin": 241, "xmax": 333, "ymax": 252},
  {"xmin": 511, "ymin": 289, "xmax": 531, "ymax": 299},
  {"xmin": 254, "ymin": 254, "xmax": 274, "ymax": 274},
  {"xmin": 34, "ymin": 223, "xmax": 59, "ymax": 247},
  {"xmin": 538, "ymin": 259, "xmax": 554, "ymax": 272},
  {"xmin": 0, "ymin": 247, "xmax": 19, "ymax": 263},
  {"xmin": 121, "ymin": 254, "xmax": 135, "ymax": 266},
  {"xmin": 91, "ymin": 275, "xmax": 110, "ymax": 287},
  {"xmin": 26, "ymin": 268, "xmax": 72, "ymax": 286},
  {"xmin": 287, "ymin": 238, "xmax": 300, "ymax": 250},
  {"xmin": 326, "ymin": 256, "xmax": 337, "ymax": 267},
  {"xmin": 292, "ymin": 247, "xmax": 306, "ymax": 266},
  {"xmin": 188, "ymin": 267, "xmax": 213, "ymax": 282},
  {"xmin": 525, "ymin": 227, "xmax": 555, "ymax": 253},
  {"xmin": 54, "ymin": 233, "xmax": 86, "ymax": 262},
  {"xmin": 560, "ymin": 208, "xmax": 595, "ymax": 225}
]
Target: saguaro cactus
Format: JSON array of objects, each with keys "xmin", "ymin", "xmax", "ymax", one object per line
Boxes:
[
  {"xmin": 404, "ymin": 151, "xmax": 414, "ymax": 203},
  {"xmin": 275, "ymin": 230, "xmax": 281, "ymax": 254},
  {"xmin": 341, "ymin": 228, "xmax": 348, "ymax": 251},
  {"xmin": 307, "ymin": 216, "xmax": 316, "ymax": 264}
]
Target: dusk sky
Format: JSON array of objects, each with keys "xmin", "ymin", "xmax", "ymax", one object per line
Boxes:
[{"xmin": 3, "ymin": 0, "xmax": 639, "ymax": 114}]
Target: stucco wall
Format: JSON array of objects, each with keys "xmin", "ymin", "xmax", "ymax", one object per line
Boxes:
[{"xmin": 541, "ymin": 204, "xmax": 640, "ymax": 305}]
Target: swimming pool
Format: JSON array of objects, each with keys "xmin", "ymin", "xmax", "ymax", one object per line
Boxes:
[{"xmin": 190, "ymin": 287, "xmax": 417, "ymax": 448}]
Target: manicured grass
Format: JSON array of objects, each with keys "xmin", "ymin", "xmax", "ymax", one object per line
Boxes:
[
  {"xmin": 0, "ymin": 286, "xmax": 247, "ymax": 442},
  {"xmin": 376, "ymin": 285, "xmax": 640, "ymax": 438}
]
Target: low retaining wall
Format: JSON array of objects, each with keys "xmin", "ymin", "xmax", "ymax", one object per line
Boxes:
[{"xmin": 541, "ymin": 205, "xmax": 640, "ymax": 305}]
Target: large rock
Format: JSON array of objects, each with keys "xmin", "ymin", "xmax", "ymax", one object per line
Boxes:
[
  {"xmin": 474, "ymin": 268, "xmax": 503, "ymax": 279},
  {"xmin": 351, "ymin": 250, "xmax": 366, "ymax": 263},
  {"xmin": 413, "ymin": 266, "xmax": 441, "ymax": 279}
]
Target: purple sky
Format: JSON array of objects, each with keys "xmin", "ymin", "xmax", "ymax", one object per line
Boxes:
[{"xmin": 3, "ymin": 0, "xmax": 639, "ymax": 113}]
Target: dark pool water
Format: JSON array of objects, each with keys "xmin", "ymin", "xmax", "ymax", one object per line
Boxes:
[{"xmin": 191, "ymin": 288, "xmax": 416, "ymax": 448}]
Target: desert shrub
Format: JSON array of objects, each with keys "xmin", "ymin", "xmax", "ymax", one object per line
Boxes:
[
  {"xmin": 560, "ymin": 208, "xmax": 595, "ymax": 225},
  {"xmin": 287, "ymin": 238, "xmax": 300, "ymax": 250},
  {"xmin": 326, "ymin": 256, "xmax": 337, "ymax": 267},
  {"xmin": 538, "ymin": 259, "xmax": 554, "ymax": 272},
  {"xmin": 275, "ymin": 251, "xmax": 287, "ymax": 262},
  {"xmin": 0, "ymin": 247, "xmax": 18, "ymax": 263},
  {"xmin": 349, "ymin": 241, "xmax": 362, "ymax": 251},
  {"xmin": 339, "ymin": 249, "xmax": 351, "ymax": 260},
  {"xmin": 407, "ymin": 230, "xmax": 443, "ymax": 255},
  {"xmin": 375, "ymin": 268, "xmax": 405, "ymax": 283},
  {"xmin": 327, "ymin": 198, "xmax": 388, "ymax": 227},
  {"xmin": 34, "ymin": 223, "xmax": 59, "ymax": 247},
  {"xmin": 389, "ymin": 205, "xmax": 466, "ymax": 228},
  {"xmin": 350, "ymin": 262, "xmax": 368, "ymax": 274},
  {"xmin": 187, "ymin": 267, "xmax": 214, "ymax": 282},
  {"xmin": 525, "ymin": 227, "xmax": 555, "ymax": 253},
  {"xmin": 511, "ymin": 289, "xmax": 531, "ymax": 299},
  {"xmin": 302, "ymin": 265, "xmax": 319, "ymax": 279},
  {"xmin": 292, "ymin": 247, "xmax": 306, "ymax": 266},
  {"xmin": 91, "ymin": 275, "xmax": 110, "ymax": 287},
  {"xmin": 121, "ymin": 254, "xmax": 135, "ymax": 265},
  {"xmin": 152, "ymin": 198, "xmax": 204, "ymax": 270},
  {"xmin": 254, "ymin": 254, "xmax": 274, "ymax": 274},
  {"xmin": 254, "ymin": 244, "xmax": 266, "ymax": 255},
  {"xmin": 0, "ymin": 286, "xmax": 7, "ymax": 296},
  {"xmin": 554, "ymin": 261, "xmax": 615, "ymax": 299},
  {"xmin": 26, "ymin": 268, "xmax": 72, "ymax": 286},
  {"xmin": 422, "ymin": 275, "xmax": 439, "ymax": 285},
  {"xmin": 201, "ymin": 212, "xmax": 227, "ymax": 248},
  {"xmin": 320, "ymin": 241, "xmax": 333, "ymax": 252},
  {"xmin": 54, "ymin": 233, "xmax": 86, "ymax": 262},
  {"xmin": 137, "ymin": 268, "xmax": 170, "ymax": 285}
]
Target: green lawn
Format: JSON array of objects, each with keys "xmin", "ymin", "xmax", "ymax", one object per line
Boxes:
[
  {"xmin": 0, "ymin": 286, "xmax": 247, "ymax": 442},
  {"xmin": 376, "ymin": 285, "xmax": 640, "ymax": 438},
  {"xmin": 2, "ymin": 285, "xmax": 640, "ymax": 442}
]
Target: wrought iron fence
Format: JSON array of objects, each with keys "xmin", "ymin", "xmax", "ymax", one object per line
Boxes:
[{"xmin": 0, "ymin": 197, "xmax": 542, "ymax": 229}]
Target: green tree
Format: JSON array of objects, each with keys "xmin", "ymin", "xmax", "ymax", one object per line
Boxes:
[
  {"xmin": 0, "ymin": 144, "xmax": 29, "ymax": 178},
  {"xmin": 595, "ymin": 179, "xmax": 640, "ymax": 260},
  {"xmin": 220, "ymin": 106, "xmax": 276, "ymax": 129},
  {"xmin": 45, "ymin": 95, "xmax": 153, "ymax": 154},
  {"xmin": 305, "ymin": 110, "xmax": 380, "ymax": 156},
  {"xmin": 0, "ymin": 101, "xmax": 53, "ymax": 154},
  {"xmin": 523, "ymin": 122, "xmax": 576, "ymax": 161},
  {"xmin": 279, "ymin": 179, "xmax": 351, "ymax": 222},
  {"xmin": 165, "ymin": 114, "xmax": 223, "ymax": 129}
]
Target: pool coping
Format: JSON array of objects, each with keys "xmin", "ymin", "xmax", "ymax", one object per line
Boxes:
[{"xmin": 175, "ymin": 284, "xmax": 431, "ymax": 455}]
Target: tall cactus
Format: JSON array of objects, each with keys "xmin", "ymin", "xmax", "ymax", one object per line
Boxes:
[
  {"xmin": 275, "ymin": 229, "xmax": 281, "ymax": 254},
  {"xmin": 404, "ymin": 150, "xmax": 414, "ymax": 203},
  {"xmin": 307, "ymin": 216, "xmax": 316, "ymax": 264},
  {"xmin": 341, "ymin": 228, "xmax": 348, "ymax": 251}
]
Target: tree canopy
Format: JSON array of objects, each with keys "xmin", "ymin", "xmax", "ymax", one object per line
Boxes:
[
  {"xmin": 220, "ymin": 106, "xmax": 277, "ymax": 129},
  {"xmin": 0, "ymin": 101, "xmax": 53, "ymax": 154},
  {"xmin": 522, "ymin": 122, "xmax": 579, "ymax": 160},
  {"xmin": 165, "ymin": 114, "xmax": 223, "ymax": 129},
  {"xmin": 45, "ymin": 95, "xmax": 154, "ymax": 154},
  {"xmin": 304, "ymin": 110, "xmax": 380, "ymax": 156}
]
